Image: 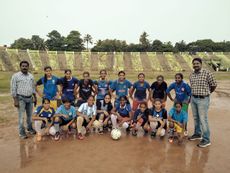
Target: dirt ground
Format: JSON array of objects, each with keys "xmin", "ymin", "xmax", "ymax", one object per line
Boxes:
[{"xmin": 0, "ymin": 80, "xmax": 230, "ymax": 173}]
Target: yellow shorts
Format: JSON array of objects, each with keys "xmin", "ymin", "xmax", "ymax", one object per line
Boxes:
[{"xmin": 174, "ymin": 123, "xmax": 183, "ymax": 133}]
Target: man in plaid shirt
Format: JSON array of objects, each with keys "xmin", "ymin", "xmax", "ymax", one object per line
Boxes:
[{"xmin": 188, "ymin": 57, "xmax": 217, "ymax": 148}]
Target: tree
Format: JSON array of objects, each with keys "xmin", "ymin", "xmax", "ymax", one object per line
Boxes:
[
  {"xmin": 31, "ymin": 35, "xmax": 46, "ymax": 50},
  {"xmin": 83, "ymin": 34, "xmax": 93, "ymax": 51},
  {"xmin": 10, "ymin": 38, "xmax": 33, "ymax": 50},
  {"xmin": 45, "ymin": 30, "xmax": 65, "ymax": 51},
  {"xmin": 175, "ymin": 40, "xmax": 187, "ymax": 52},
  {"xmin": 91, "ymin": 39, "xmax": 128, "ymax": 52},
  {"xmin": 65, "ymin": 30, "xmax": 84, "ymax": 51},
  {"xmin": 151, "ymin": 39, "xmax": 163, "ymax": 51},
  {"xmin": 139, "ymin": 31, "xmax": 151, "ymax": 51}
]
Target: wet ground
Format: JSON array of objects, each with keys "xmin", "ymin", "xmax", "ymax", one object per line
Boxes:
[{"xmin": 0, "ymin": 80, "xmax": 230, "ymax": 173}]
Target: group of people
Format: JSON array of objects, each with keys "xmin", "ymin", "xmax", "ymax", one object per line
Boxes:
[{"xmin": 10, "ymin": 57, "xmax": 217, "ymax": 148}]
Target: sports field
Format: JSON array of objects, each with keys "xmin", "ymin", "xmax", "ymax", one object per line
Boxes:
[{"xmin": 0, "ymin": 69, "xmax": 230, "ymax": 173}]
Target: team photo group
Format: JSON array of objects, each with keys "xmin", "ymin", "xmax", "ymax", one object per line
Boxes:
[{"xmin": 10, "ymin": 57, "xmax": 217, "ymax": 148}]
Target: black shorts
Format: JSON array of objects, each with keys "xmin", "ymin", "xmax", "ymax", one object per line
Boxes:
[
  {"xmin": 59, "ymin": 117, "xmax": 73, "ymax": 126},
  {"xmin": 82, "ymin": 118, "xmax": 92, "ymax": 127},
  {"xmin": 96, "ymin": 113, "xmax": 109, "ymax": 121}
]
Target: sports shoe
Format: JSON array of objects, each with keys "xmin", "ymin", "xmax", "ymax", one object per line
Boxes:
[
  {"xmin": 27, "ymin": 128, "xmax": 36, "ymax": 135},
  {"xmin": 188, "ymin": 134, "xmax": 202, "ymax": 141},
  {"xmin": 197, "ymin": 140, "xmax": 211, "ymax": 148},
  {"xmin": 19, "ymin": 134, "xmax": 28, "ymax": 139},
  {"xmin": 132, "ymin": 130, "xmax": 137, "ymax": 136},
  {"xmin": 54, "ymin": 132, "xmax": 60, "ymax": 141},
  {"xmin": 151, "ymin": 131, "xmax": 156, "ymax": 138},
  {"xmin": 184, "ymin": 130, "xmax": 189, "ymax": 137},
  {"xmin": 168, "ymin": 138, "xmax": 173, "ymax": 143}
]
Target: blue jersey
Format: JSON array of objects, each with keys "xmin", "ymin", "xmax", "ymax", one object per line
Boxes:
[
  {"xmin": 133, "ymin": 108, "xmax": 149, "ymax": 122},
  {"xmin": 36, "ymin": 76, "xmax": 60, "ymax": 100},
  {"xmin": 149, "ymin": 108, "xmax": 167, "ymax": 119},
  {"xmin": 56, "ymin": 105, "xmax": 76, "ymax": 120},
  {"xmin": 169, "ymin": 107, "xmax": 188, "ymax": 124},
  {"xmin": 110, "ymin": 80, "xmax": 132, "ymax": 100},
  {"xmin": 60, "ymin": 77, "xmax": 79, "ymax": 101},
  {"xmin": 34, "ymin": 106, "xmax": 55, "ymax": 120},
  {"xmin": 95, "ymin": 80, "xmax": 112, "ymax": 100},
  {"xmin": 116, "ymin": 104, "xmax": 131, "ymax": 117},
  {"xmin": 133, "ymin": 81, "xmax": 150, "ymax": 101},
  {"xmin": 166, "ymin": 81, "xmax": 191, "ymax": 103}
]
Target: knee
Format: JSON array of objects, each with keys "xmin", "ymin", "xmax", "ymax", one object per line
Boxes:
[
  {"xmin": 77, "ymin": 116, "xmax": 84, "ymax": 122},
  {"xmin": 99, "ymin": 114, "xmax": 104, "ymax": 120},
  {"xmin": 71, "ymin": 122, "xmax": 77, "ymax": 129},
  {"xmin": 111, "ymin": 114, "xmax": 117, "ymax": 120},
  {"xmin": 54, "ymin": 117, "xmax": 60, "ymax": 123}
]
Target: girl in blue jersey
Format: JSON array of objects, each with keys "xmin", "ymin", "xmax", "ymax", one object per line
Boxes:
[
  {"xmin": 148, "ymin": 99, "xmax": 167, "ymax": 138},
  {"xmin": 111, "ymin": 96, "xmax": 132, "ymax": 131},
  {"xmin": 36, "ymin": 66, "xmax": 61, "ymax": 110},
  {"xmin": 32, "ymin": 98, "xmax": 55, "ymax": 141},
  {"xmin": 60, "ymin": 69, "xmax": 79, "ymax": 106}
]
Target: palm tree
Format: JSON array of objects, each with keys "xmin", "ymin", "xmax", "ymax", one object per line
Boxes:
[{"xmin": 83, "ymin": 34, "xmax": 93, "ymax": 51}]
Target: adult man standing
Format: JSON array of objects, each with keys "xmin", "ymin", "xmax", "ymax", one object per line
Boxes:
[
  {"xmin": 188, "ymin": 58, "xmax": 217, "ymax": 148},
  {"xmin": 11, "ymin": 61, "xmax": 37, "ymax": 139}
]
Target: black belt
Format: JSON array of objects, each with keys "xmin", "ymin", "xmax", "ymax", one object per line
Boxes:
[
  {"xmin": 17, "ymin": 94, "xmax": 32, "ymax": 98},
  {"xmin": 192, "ymin": 95, "xmax": 209, "ymax": 99}
]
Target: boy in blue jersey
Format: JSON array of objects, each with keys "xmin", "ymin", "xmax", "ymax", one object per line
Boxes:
[
  {"xmin": 166, "ymin": 73, "xmax": 191, "ymax": 135},
  {"xmin": 60, "ymin": 69, "xmax": 79, "ymax": 106},
  {"xmin": 32, "ymin": 98, "xmax": 55, "ymax": 141},
  {"xmin": 94, "ymin": 69, "xmax": 112, "ymax": 104},
  {"xmin": 111, "ymin": 96, "xmax": 132, "ymax": 131},
  {"xmin": 36, "ymin": 66, "xmax": 61, "ymax": 110},
  {"xmin": 53, "ymin": 98, "xmax": 77, "ymax": 141},
  {"xmin": 168, "ymin": 102, "xmax": 188, "ymax": 144},
  {"xmin": 148, "ymin": 99, "xmax": 167, "ymax": 138},
  {"xmin": 110, "ymin": 71, "xmax": 132, "ymax": 108},
  {"xmin": 130, "ymin": 73, "xmax": 150, "ymax": 111}
]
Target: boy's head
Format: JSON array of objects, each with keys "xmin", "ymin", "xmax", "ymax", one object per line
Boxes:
[
  {"xmin": 42, "ymin": 98, "xmax": 50, "ymax": 109},
  {"xmin": 118, "ymin": 71, "xmax": 125, "ymax": 81},
  {"xmin": 153, "ymin": 98, "xmax": 162, "ymax": 109},
  {"xmin": 138, "ymin": 73, "xmax": 145, "ymax": 82},
  {"xmin": 175, "ymin": 102, "xmax": 182, "ymax": 112}
]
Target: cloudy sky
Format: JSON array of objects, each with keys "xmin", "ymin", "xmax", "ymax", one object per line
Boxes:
[{"xmin": 1, "ymin": 0, "xmax": 230, "ymax": 46}]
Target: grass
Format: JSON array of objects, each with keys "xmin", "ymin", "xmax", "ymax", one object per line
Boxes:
[
  {"xmin": 98, "ymin": 52, "xmax": 107, "ymax": 70},
  {"xmin": 65, "ymin": 51, "xmax": 75, "ymax": 69},
  {"xmin": 131, "ymin": 52, "xmax": 143, "ymax": 72},
  {"xmin": 28, "ymin": 50, "xmax": 42, "ymax": 70},
  {"xmin": 48, "ymin": 51, "xmax": 59, "ymax": 70},
  {"xmin": 164, "ymin": 53, "xmax": 182, "ymax": 71}
]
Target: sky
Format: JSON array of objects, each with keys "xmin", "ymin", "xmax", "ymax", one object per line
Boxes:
[{"xmin": 0, "ymin": 0, "xmax": 230, "ymax": 46}]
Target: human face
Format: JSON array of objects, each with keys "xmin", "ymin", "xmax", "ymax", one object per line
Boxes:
[
  {"xmin": 20, "ymin": 63, "xmax": 29, "ymax": 74},
  {"xmin": 43, "ymin": 100, "xmax": 50, "ymax": 110},
  {"xmin": 193, "ymin": 60, "xmax": 202, "ymax": 72},
  {"xmin": 104, "ymin": 95, "xmax": 111, "ymax": 104},
  {"xmin": 120, "ymin": 98, "xmax": 126, "ymax": 106},
  {"xmin": 138, "ymin": 74, "xmax": 145, "ymax": 83},
  {"xmin": 157, "ymin": 77, "xmax": 163, "ymax": 85},
  {"xmin": 118, "ymin": 73, "xmax": 125, "ymax": 81},
  {"xmin": 45, "ymin": 68, "xmax": 52, "ymax": 78},
  {"xmin": 87, "ymin": 97, "xmax": 94, "ymax": 106},
  {"xmin": 154, "ymin": 101, "xmax": 162, "ymax": 110},
  {"xmin": 175, "ymin": 104, "xmax": 182, "ymax": 112},
  {"xmin": 100, "ymin": 71, "xmax": 107, "ymax": 80},
  {"xmin": 65, "ymin": 71, "xmax": 72, "ymax": 80},
  {"xmin": 139, "ymin": 104, "xmax": 147, "ymax": 112},
  {"xmin": 175, "ymin": 75, "xmax": 182, "ymax": 84},
  {"xmin": 64, "ymin": 102, "xmax": 71, "ymax": 109},
  {"xmin": 83, "ymin": 73, "xmax": 90, "ymax": 81}
]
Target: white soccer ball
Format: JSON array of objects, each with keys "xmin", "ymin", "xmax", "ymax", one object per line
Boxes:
[
  {"xmin": 49, "ymin": 126, "xmax": 56, "ymax": 136},
  {"xmin": 93, "ymin": 120, "xmax": 101, "ymax": 128},
  {"xmin": 111, "ymin": 128, "xmax": 121, "ymax": 140}
]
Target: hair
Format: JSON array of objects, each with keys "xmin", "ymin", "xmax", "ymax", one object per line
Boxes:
[
  {"xmin": 103, "ymin": 93, "xmax": 112, "ymax": 106},
  {"xmin": 63, "ymin": 69, "xmax": 72, "ymax": 89},
  {"xmin": 87, "ymin": 95, "xmax": 95, "ymax": 101},
  {"xmin": 192, "ymin": 57, "xmax": 202, "ymax": 64},
  {"xmin": 100, "ymin": 69, "xmax": 107, "ymax": 74},
  {"xmin": 119, "ymin": 95, "xmax": 130, "ymax": 105},
  {"xmin": 174, "ymin": 101, "xmax": 183, "ymax": 107},
  {"xmin": 139, "ymin": 102, "xmax": 147, "ymax": 108},
  {"xmin": 154, "ymin": 98, "xmax": 162, "ymax": 104},
  {"xmin": 138, "ymin": 73, "xmax": 145, "ymax": 78},
  {"xmin": 175, "ymin": 73, "xmax": 183, "ymax": 79},
  {"xmin": 20, "ymin": 60, "xmax": 29, "ymax": 67},
  {"xmin": 43, "ymin": 66, "xmax": 52, "ymax": 84},
  {"xmin": 62, "ymin": 98, "xmax": 71, "ymax": 104},
  {"xmin": 83, "ymin": 71, "xmax": 90, "ymax": 76},
  {"xmin": 157, "ymin": 75, "xmax": 164, "ymax": 80},
  {"xmin": 42, "ymin": 98, "xmax": 50, "ymax": 104},
  {"xmin": 118, "ymin": 71, "xmax": 125, "ymax": 75}
]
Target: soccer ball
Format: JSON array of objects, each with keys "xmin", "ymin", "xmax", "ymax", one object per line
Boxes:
[
  {"xmin": 111, "ymin": 129, "xmax": 121, "ymax": 140},
  {"xmin": 49, "ymin": 126, "xmax": 56, "ymax": 136},
  {"xmin": 93, "ymin": 120, "xmax": 101, "ymax": 128}
]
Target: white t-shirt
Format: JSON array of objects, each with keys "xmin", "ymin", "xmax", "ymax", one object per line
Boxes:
[{"xmin": 78, "ymin": 103, "xmax": 97, "ymax": 118}]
